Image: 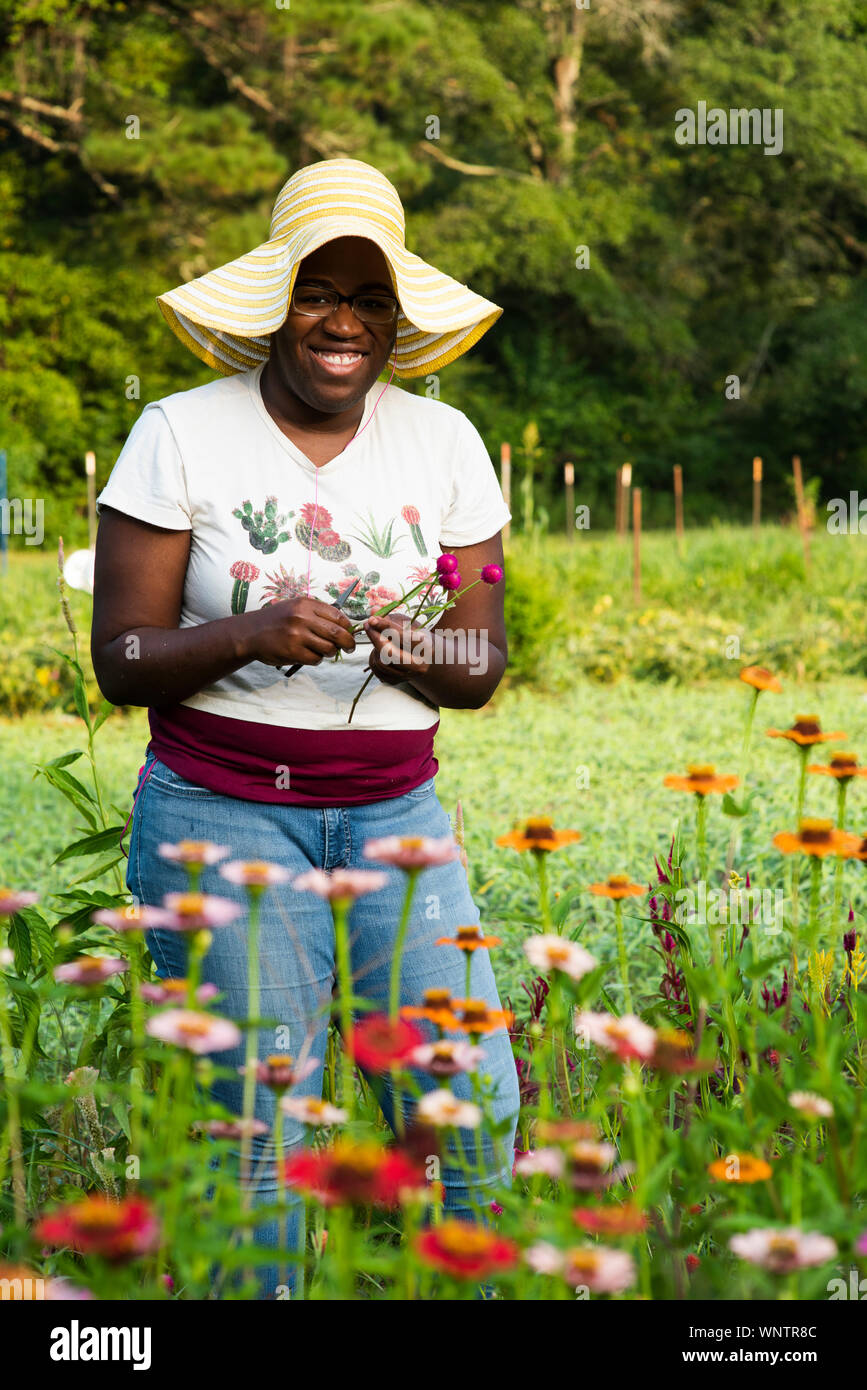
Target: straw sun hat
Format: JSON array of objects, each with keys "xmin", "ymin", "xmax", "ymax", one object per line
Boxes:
[{"xmin": 157, "ymin": 157, "xmax": 502, "ymax": 379}]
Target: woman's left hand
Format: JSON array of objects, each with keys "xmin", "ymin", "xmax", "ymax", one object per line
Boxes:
[{"xmin": 364, "ymin": 611, "xmax": 431, "ymax": 685}]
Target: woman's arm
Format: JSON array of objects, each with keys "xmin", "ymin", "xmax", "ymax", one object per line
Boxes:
[
  {"xmin": 363, "ymin": 533, "xmax": 508, "ymax": 710},
  {"xmin": 91, "ymin": 507, "xmax": 357, "ymax": 707}
]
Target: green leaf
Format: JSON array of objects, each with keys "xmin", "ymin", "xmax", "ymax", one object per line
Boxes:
[
  {"xmin": 44, "ymin": 750, "xmax": 84, "ymax": 769},
  {"xmin": 53, "ymin": 826, "xmax": 126, "ymax": 864},
  {"xmin": 66, "ymin": 852, "xmax": 126, "ymax": 887},
  {"xmin": 73, "ymin": 672, "xmax": 92, "ymax": 729},
  {"xmin": 15, "ymin": 906, "xmax": 55, "ymax": 972},
  {"xmin": 7, "ymin": 912, "xmax": 32, "ymax": 974},
  {"xmin": 92, "ymin": 700, "xmax": 115, "ymax": 734},
  {"xmin": 722, "ymin": 790, "xmax": 760, "ymax": 818},
  {"xmin": 34, "ymin": 764, "xmax": 98, "ymax": 828}
]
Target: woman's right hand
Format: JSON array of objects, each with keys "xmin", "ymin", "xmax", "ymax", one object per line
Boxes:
[{"xmin": 241, "ymin": 598, "xmax": 357, "ymax": 668}]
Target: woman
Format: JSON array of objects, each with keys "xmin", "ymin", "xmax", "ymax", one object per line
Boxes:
[{"xmin": 91, "ymin": 157, "xmax": 520, "ymax": 1297}]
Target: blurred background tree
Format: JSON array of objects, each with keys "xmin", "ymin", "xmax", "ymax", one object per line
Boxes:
[{"xmin": 1, "ymin": 0, "xmax": 865, "ymax": 536}]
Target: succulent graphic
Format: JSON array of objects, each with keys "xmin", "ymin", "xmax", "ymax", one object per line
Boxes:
[
  {"xmin": 260, "ymin": 562, "xmax": 310, "ymax": 605},
  {"xmin": 347, "ymin": 509, "xmax": 404, "ymax": 559},
  {"xmin": 401, "ymin": 504, "xmax": 428, "ymax": 556},
  {"xmin": 233, "ymin": 496, "xmax": 293, "ymax": 555},
  {"xmin": 229, "ymin": 560, "xmax": 260, "ymax": 614},
  {"xmin": 294, "ymin": 501, "xmax": 352, "ymax": 562}
]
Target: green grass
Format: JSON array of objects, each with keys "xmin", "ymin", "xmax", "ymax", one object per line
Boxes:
[{"xmin": 0, "ymin": 524, "xmax": 865, "ymax": 713}]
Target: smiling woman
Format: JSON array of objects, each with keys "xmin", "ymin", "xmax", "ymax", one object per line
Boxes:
[{"xmin": 89, "ymin": 156, "xmax": 519, "ymax": 1300}]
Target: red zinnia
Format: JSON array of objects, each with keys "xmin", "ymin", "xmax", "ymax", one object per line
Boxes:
[
  {"xmin": 415, "ymin": 1219, "xmax": 518, "ymax": 1279},
  {"xmin": 35, "ymin": 1196, "xmax": 159, "ymax": 1261},
  {"xmin": 347, "ymin": 1014, "xmax": 425, "ymax": 1072},
  {"xmin": 283, "ymin": 1140, "xmax": 423, "ymax": 1207}
]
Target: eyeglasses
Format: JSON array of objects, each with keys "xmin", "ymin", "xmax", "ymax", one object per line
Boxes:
[{"xmin": 290, "ymin": 283, "xmax": 399, "ymax": 326}]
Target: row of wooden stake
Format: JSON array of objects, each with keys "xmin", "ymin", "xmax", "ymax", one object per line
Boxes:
[{"xmin": 498, "ymin": 445, "xmax": 815, "ymax": 597}]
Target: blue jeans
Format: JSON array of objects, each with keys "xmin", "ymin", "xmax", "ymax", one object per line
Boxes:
[{"xmin": 126, "ymin": 752, "xmax": 520, "ymax": 1298}]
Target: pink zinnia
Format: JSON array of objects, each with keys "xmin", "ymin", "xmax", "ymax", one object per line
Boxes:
[
  {"xmin": 141, "ymin": 979, "xmax": 219, "ymax": 1005},
  {"xmin": 146, "ymin": 1009, "xmax": 242, "ymax": 1054},
  {"xmin": 161, "ymin": 892, "xmax": 245, "ymax": 930},
  {"xmin": 409, "ymin": 1040, "xmax": 486, "ymax": 1077},
  {"xmin": 281, "ymin": 1096, "xmax": 348, "ymax": 1127},
  {"xmin": 363, "ymin": 835, "xmax": 459, "ymax": 870},
  {"xmin": 729, "ymin": 1227, "xmax": 838, "ymax": 1273},
  {"xmin": 219, "ymin": 860, "xmax": 292, "ymax": 888},
  {"xmin": 54, "ymin": 956, "xmax": 129, "ymax": 986},
  {"xmin": 0, "ymin": 889, "xmax": 38, "ymax": 916},
  {"xmin": 196, "ymin": 1117, "xmax": 269, "ymax": 1140},
  {"xmin": 292, "ymin": 868, "xmax": 388, "ymax": 902},
  {"xmin": 574, "ymin": 1010, "xmax": 657, "ymax": 1061},
  {"xmin": 515, "ymin": 1148, "xmax": 565, "ymax": 1178},
  {"xmin": 92, "ymin": 904, "xmax": 174, "ymax": 932},
  {"xmin": 157, "ymin": 840, "xmax": 231, "ymax": 866},
  {"xmin": 239, "ymin": 1054, "xmax": 320, "ymax": 1090}
]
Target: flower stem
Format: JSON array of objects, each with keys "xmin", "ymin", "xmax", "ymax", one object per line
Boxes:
[
  {"xmin": 615, "ymin": 900, "xmax": 633, "ymax": 1011},
  {"xmin": 389, "ymin": 869, "xmax": 420, "ymax": 1022},
  {"xmin": 332, "ymin": 900, "xmax": 357, "ymax": 1121},
  {"xmin": 240, "ymin": 888, "xmax": 263, "ymax": 1203}
]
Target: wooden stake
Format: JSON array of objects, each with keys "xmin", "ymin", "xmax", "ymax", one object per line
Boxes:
[
  {"xmin": 85, "ymin": 450, "xmax": 97, "ymax": 550},
  {"xmin": 620, "ymin": 462, "xmax": 632, "ymax": 541},
  {"xmin": 615, "ymin": 466, "xmax": 623, "ymax": 536},
  {"xmin": 564, "ymin": 461, "xmax": 574, "ymax": 541},
  {"xmin": 791, "ymin": 454, "xmax": 811, "ymax": 574},
  {"xmin": 752, "ymin": 456, "xmax": 762, "ymax": 535},
  {"xmin": 673, "ymin": 464, "xmax": 684, "ymax": 545},
  {"xmin": 500, "ymin": 443, "xmax": 511, "ymax": 544},
  {"xmin": 632, "ymin": 487, "xmax": 642, "ymax": 604}
]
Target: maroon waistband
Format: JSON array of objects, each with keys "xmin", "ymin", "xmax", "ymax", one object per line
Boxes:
[{"xmin": 146, "ymin": 704, "xmax": 439, "ymax": 806}]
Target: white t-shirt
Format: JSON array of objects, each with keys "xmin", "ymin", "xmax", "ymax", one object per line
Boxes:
[{"xmin": 96, "ymin": 364, "xmax": 511, "ymax": 732}]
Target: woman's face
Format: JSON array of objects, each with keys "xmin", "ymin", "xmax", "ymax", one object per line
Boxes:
[{"xmin": 268, "ymin": 236, "xmax": 398, "ymax": 415}]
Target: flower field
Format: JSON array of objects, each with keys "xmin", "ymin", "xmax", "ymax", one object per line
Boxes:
[{"xmin": 1, "ymin": 535, "xmax": 867, "ymax": 1304}]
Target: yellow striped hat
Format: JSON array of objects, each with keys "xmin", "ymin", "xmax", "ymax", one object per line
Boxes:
[{"xmin": 157, "ymin": 158, "xmax": 502, "ymax": 379}]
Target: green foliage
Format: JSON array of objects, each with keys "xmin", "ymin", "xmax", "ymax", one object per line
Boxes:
[{"xmin": 0, "ymin": 0, "xmax": 865, "ymax": 512}]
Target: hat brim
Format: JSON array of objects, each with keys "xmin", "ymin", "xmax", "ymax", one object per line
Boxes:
[{"xmin": 157, "ymin": 216, "xmax": 502, "ymax": 379}]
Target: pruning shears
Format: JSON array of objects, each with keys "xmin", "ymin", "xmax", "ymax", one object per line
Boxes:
[{"xmin": 282, "ymin": 576, "xmax": 361, "ymax": 679}]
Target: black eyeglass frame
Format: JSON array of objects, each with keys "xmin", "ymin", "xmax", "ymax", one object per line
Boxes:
[{"xmin": 289, "ymin": 282, "xmax": 400, "ymax": 326}]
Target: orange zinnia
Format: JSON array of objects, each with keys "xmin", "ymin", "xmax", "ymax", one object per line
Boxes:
[
  {"xmin": 739, "ymin": 665, "xmax": 782, "ymax": 694},
  {"xmin": 401, "ymin": 988, "xmax": 459, "ymax": 1029},
  {"xmin": 588, "ymin": 874, "xmax": 646, "ymax": 900},
  {"xmin": 773, "ymin": 818, "xmax": 862, "ymax": 858},
  {"xmin": 449, "ymin": 998, "xmax": 514, "ymax": 1034},
  {"xmin": 537, "ymin": 1119, "xmax": 598, "ymax": 1145},
  {"xmin": 663, "ymin": 764, "xmax": 739, "ymax": 796},
  {"xmin": 495, "ymin": 816, "xmax": 581, "ymax": 853},
  {"xmin": 807, "ymin": 751, "xmax": 867, "ymax": 782},
  {"xmin": 572, "ymin": 1203, "xmax": 648, "ymax": 1235},
  {"xmin": 435, "ymin": 924, "xmax": 502, "ymax": 952},
  {"xmin": 708, "ymin": 1152, "xmax": 772, "ymax": 1184},
  {"xmin": 766, "ymin": 715, "xmax": 847, "ymax": 746}
]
